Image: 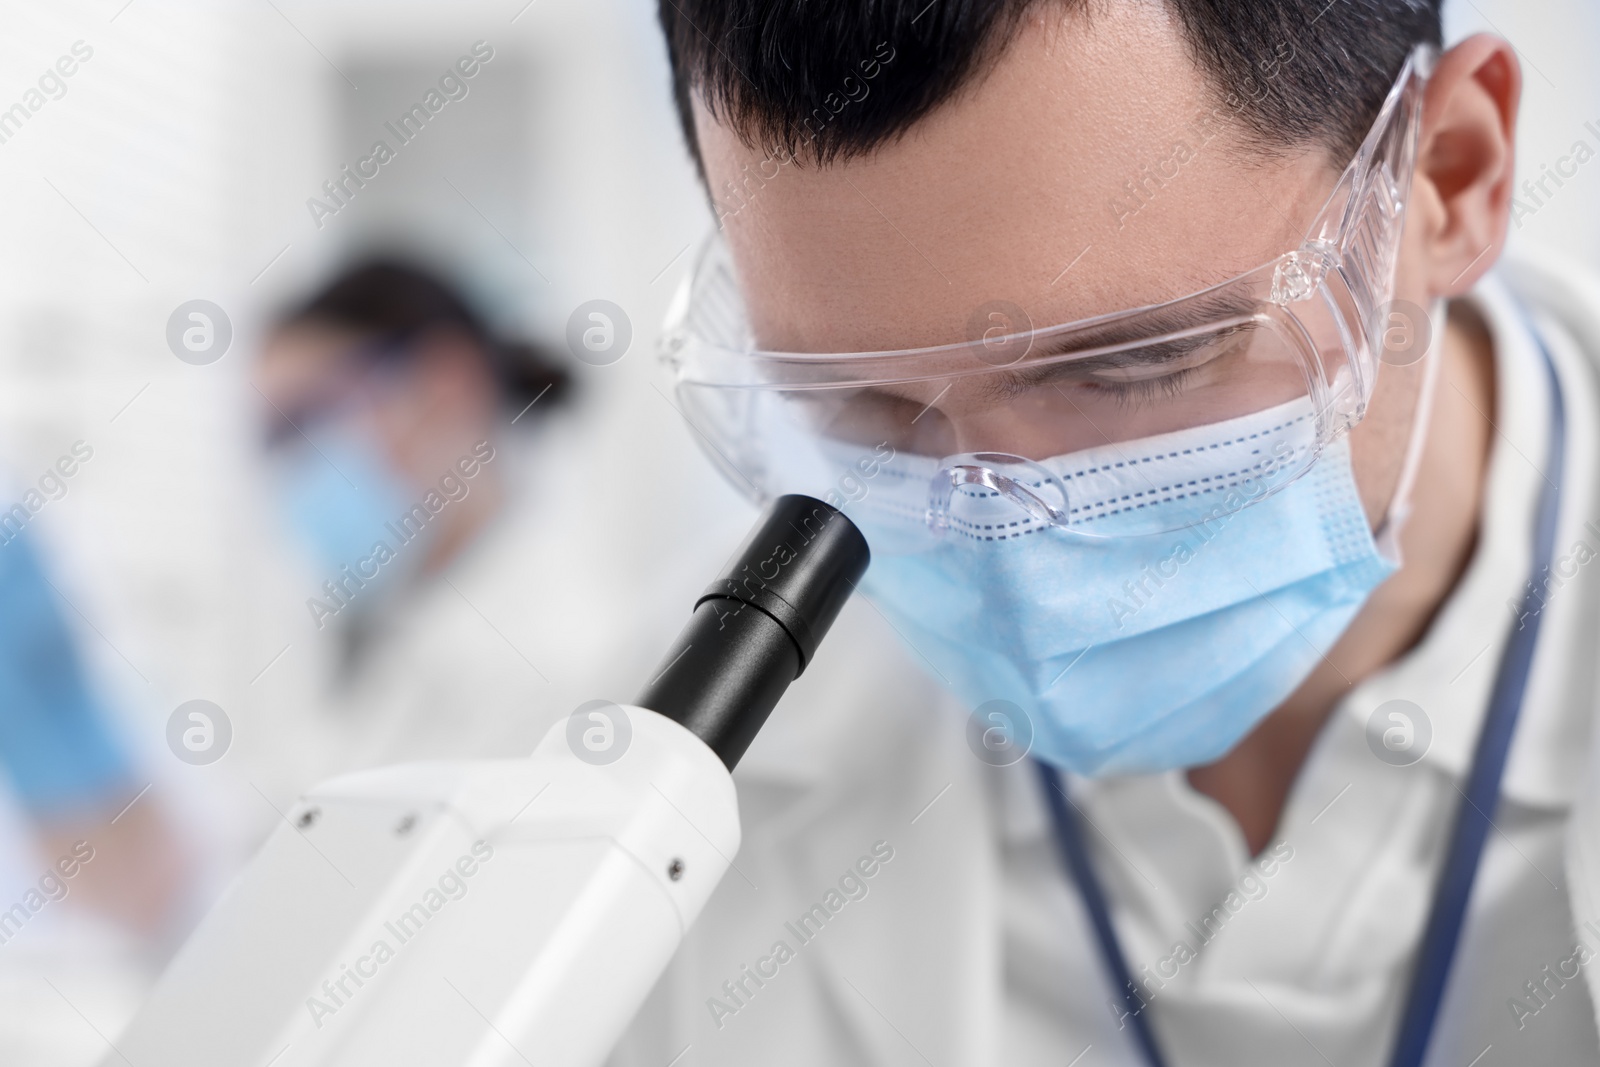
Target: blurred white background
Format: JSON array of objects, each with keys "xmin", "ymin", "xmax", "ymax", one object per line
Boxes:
[
  {"xmin": 0, "ymin": 0, "xmax": 746, "ymax": 1061},
  {"xmin": 0, "ymin": 0, "xmax": 1590, "ymax": 1063}
]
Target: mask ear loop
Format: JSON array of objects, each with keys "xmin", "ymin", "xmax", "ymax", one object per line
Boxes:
[{"xmin": 1372, "ymin": 297, "xmax": 1448, "ymax": 563}]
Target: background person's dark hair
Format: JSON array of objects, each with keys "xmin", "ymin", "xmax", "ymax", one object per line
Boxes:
[
  {"xmin": 278, "ymin": 258, "xmax": 571, "ymax": 412},
  {"xmin": 659, "ymin": 0, "xmax": 1443, "ymax": 172}
]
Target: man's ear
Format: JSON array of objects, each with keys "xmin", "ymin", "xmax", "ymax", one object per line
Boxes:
[{"xmin": 1413, "ymin": 34, "xmax": 1521, "ymax": 297}]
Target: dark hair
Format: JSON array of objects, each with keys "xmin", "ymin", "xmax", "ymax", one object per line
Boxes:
[
  {"xmin": 278, "ymin": 258, "xmax": 571, "ymax": 410},
  {"xmin": 659, "ymin": 0, "xmax": 1442, "ymax": 171}
]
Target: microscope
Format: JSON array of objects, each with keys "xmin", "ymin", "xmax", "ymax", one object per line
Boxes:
[{"xmin": 107, "ymin": 495, "xmax": 869, "ymax": 1066}]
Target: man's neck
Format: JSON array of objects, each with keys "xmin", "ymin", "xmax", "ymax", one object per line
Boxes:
[{"xmin": 1186, "ymin": 301, "xmax": 1499, "ymax": 855}]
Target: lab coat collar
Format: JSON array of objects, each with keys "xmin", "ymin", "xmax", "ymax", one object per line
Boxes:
[
  {"xmin": 1507, "ymin": 240, "xmax": 1600, "ymax": 1042},
  {"xmin": 1337, "ymin": 262, "xmax": 1600, "ymax": 809}
]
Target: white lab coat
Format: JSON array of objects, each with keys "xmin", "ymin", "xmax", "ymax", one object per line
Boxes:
[{"xmin": 607, "ymin": 247, "xmax": 1600, "ymax": 1067}]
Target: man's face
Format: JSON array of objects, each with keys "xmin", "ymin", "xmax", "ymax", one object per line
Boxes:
[{"xmin": 693, "ymin": 3, "xmax": 1432, "ymax": 525}]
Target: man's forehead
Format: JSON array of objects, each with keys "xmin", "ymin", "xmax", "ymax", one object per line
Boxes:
[{"xmin": 693, "ymin": 4, "xmax": 1333, "ymax": 354}]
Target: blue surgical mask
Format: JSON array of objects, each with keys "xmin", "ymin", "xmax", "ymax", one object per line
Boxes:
[
  {"xmin": 275, "ymin": 429, "xmax": 415, "ymax": 581},
  {"xmin": 845, "ymin": 398, "xmax": 1398, "ymax": 776}
]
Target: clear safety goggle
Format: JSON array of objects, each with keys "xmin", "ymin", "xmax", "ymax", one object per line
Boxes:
[{"xmin": 661, "ymin": 47, "xmax": 1435, "ymax": 540}]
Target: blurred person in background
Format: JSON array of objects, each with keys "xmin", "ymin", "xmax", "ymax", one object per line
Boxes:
[
  {"xmin": 255, "ymin": 260, "xmax": 617, "ymax": 780},
  {"xmin": 259, "ymin": 257, "xmax": 585, "ymax": 771}
]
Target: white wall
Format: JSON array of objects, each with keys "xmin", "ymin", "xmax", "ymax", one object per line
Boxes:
[
  {"xmin": 1448, "ymin": 0, "xmax": 1600, "ymax": 265},
  {"xmin": 0, "ymin": 2, "xmax": 738, "ymax": 1058}
]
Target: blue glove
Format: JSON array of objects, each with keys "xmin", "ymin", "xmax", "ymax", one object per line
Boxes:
[{"xmin": 0, "ymin": 529, "xmax": 135, "ymax": 816}]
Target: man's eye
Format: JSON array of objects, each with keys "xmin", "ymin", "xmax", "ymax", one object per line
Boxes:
[
  {"xmin": 1079, "ymin": 338, "xmax": 1233, "ymax": 385},
  {"xmin": 1048, "ymin": 331, "xmax": 1257, "ymax": 410},
  {"xmin": 806, "ymin": 388, "xmax": 955, "ymax": 454},
  {"xmin": 1074, "ymin": 366, "xmax": 1202, "ymax": 407}
]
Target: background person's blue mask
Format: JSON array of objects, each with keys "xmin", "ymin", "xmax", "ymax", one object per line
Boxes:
[
  {"xmin": 276, "ymin": 430, "xmax": 415, "ymax": 581},
  {"xmin": 847, "ymin": 398, "xmax": 1398, "ymax": 776}
]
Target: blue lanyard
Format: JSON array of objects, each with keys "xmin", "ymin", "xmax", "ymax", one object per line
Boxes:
[{"xmin": 1040, "ymin": 333, "xmax": 1567, "ymax": 1067}]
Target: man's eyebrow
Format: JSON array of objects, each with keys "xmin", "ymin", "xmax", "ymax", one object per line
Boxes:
[
  {"xmin": 1023, "ymin": 290, "xmax": 1263, "ymax": 363},
  {"xmin": 962, "ymin": 292, "xmax": 1264, "ymax": 403}
]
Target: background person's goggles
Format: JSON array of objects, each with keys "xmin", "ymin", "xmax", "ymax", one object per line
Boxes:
[{"xmin": 662, "ymin": 48, "xmax": 1434, "ymax": 540}]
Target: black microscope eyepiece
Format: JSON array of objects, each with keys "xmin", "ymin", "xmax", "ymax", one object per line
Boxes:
[{"xmin": 635, "ymin": 495, "xmax": 871, "ymax": 769}]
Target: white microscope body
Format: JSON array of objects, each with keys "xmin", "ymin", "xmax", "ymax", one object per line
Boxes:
[
  {"xmin": 104, "ymin": 495, "xmax": 866, "ymax": 1067},
  {"xmin": 111, "ymin": 707, "xmax": 736, "ymax": 1067}
]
